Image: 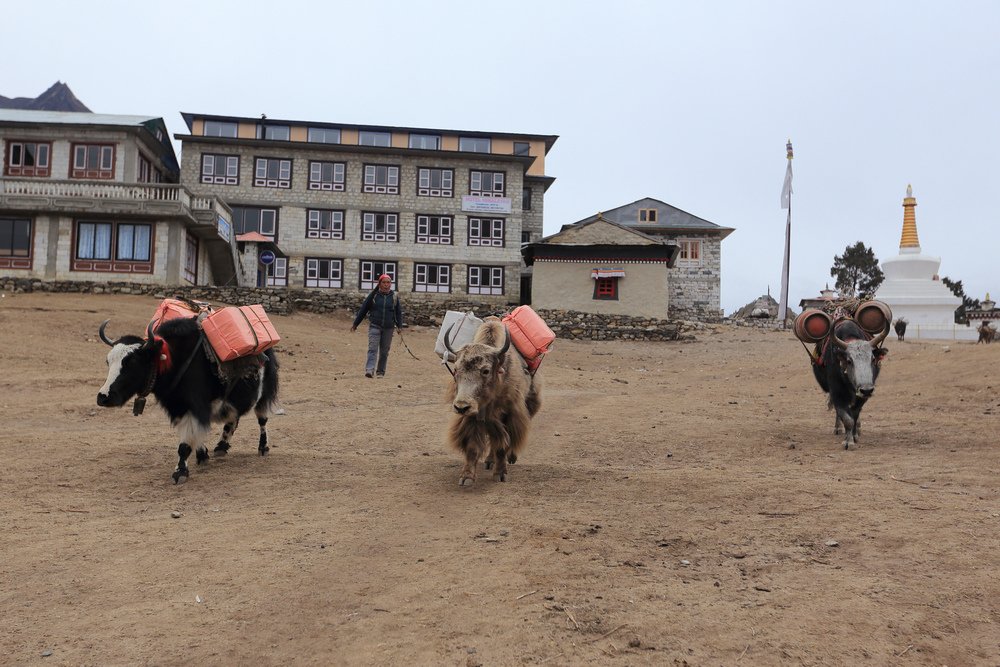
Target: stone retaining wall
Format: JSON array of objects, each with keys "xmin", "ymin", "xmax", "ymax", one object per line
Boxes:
[{"xmin": 1, "ymin": 277, "xmax": 700, "ymax": 341}]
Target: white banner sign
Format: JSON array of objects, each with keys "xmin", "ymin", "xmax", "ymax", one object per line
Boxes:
[{"xmin": 461, "ymin": 196, "xmax": 512, "ymax": 214}]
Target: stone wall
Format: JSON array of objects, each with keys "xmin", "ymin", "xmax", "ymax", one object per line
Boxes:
[{"xmin": 1, "ymin": 277, "xmax": 699, "ymax": 341}]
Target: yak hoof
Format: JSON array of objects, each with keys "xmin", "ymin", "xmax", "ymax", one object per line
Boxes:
[
  {"xmin": 459, "ymin": 476, "xmax": 475, "ymax": 487},
  {"xmin": 196, "ymin": 447, "xmax": 210, "ymax": 465},
  {"xmin": 493, "ymin": 472, "xmax": 507, "ymax": 482},
  {"xmin": 507, "ymin": 452, "xmax": 517, "ymax": 465},
  {"xmin": 213, "ymin": 442, "xmax": 230, "ymax": 456},
  {"xmin": 172, "ymin": 467, "xmax": 189, "ymax": 484},
  {"xmin": 483, "ymin": 459, "xmax": 494, "ymax": 470},
  {"xmin": 259, "ymin": 444, "xmax": 270, "ymax": 456}
]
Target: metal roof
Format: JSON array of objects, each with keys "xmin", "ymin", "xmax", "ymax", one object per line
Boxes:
[{"xmin": 0, "ymin": 109, "xmax": 160, "ymax": 126}]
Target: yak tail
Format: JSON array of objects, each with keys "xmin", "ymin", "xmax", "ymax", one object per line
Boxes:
[{"xmin": 255, "ymin": 349, "xmax": 281, "ymax": 415}]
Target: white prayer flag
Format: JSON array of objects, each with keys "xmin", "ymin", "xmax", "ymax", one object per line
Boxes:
[{"xmin": 780, "ymin": 161, "xmax": 793, "ymax": 209}]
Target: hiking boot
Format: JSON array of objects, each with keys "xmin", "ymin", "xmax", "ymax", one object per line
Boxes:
[
  {"xmin": 376, "ymin": 373, "xmax": 385, "ymax": 379},
  {"xmin": 365, "ymin": 371, "xmax": 373, "ymax": 378}
]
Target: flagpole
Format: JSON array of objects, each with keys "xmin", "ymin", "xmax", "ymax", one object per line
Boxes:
[{"xmin": 778, "ymin": 140, "xmax": 793, "ymax": 329}]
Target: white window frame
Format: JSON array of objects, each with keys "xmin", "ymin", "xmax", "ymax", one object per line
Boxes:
[
  {"xmin": 360, "ymin": 260, "xmax": 397, "ymax": 291},
  {"xmin": 468, "ymin": 217, "xmax": 504, "ymax": 247},
  {"xmin": 201, "ymin": 154, "xmax": 239, "ymax": 185},
  {"xmin": 362, "ymin": 212, "xmax": 398, "ymax": 242},
  {"xmin": 254, "ymin": 157, "xmax": 292, "ymax": 188},
  {"xmin": 415, "ymin": 263, "xmax": 451, "ymax": 293},
  {"xmin": 417, "ymin": 167, "xmax": 453, "ymax": 197},
  {"xmin": 416, "ymin": 215, "xmax": 452, "ymax": 244},
  {"xmin": 363, "ymin": 165, "xmax": 399, "ymax": 194},
  {"xmin": 306, "ymin": 209, "xmax": 344, "ymax": 239},
  {"xmin": 308, "ymin": 161, "xmax": 345, "ymax": 191},
  {"xmin": 7, "ymin": 141, "xmax": 51, "ymax": 176},
  {"xmin": 468, "ymin": 265, "xmax": 504, "ymax": 295},
  {"xmin": 305, "ymin": 257, "xmax": 343, "ymax": 288},
  {"xmin": 469, "ymin": 170, "xmax": 504, "ymax": 197},
  {"xmin": 266, "ymin": 257, "xmax": 287, "ymax": 287}
]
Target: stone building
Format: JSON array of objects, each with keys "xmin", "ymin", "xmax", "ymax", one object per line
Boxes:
[
  {"xmin": 523, "ymin": 215, "xmax": 679, "ymax": 317},
  {"xmin": 176, "ymin": 113, "xmax": 557, "ymax": 308},
  {"xmin": 0, "ymin": 110, "xmax": 237, "ymax": 285},
  {"xmin": 537, "ymin": 197, "xmax": 733, "ymax": 321}
]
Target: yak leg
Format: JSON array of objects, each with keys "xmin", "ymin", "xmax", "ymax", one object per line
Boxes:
[
  {"xmin": 851, "ymin": 407, "xmax": 863, "ymax": 444},
  {"xmin": 486, "ymin": 420, "xmax": 511, "ymax": 482},
  {"xmin": 835, "ymin": 407, "xmax": 855, "ymax": 450},
  {"xmin": 175, "ymin": 414, "xmax": 210, "ymax": 483},
  {"xmin": 256, "ymin": 413, "xmax": 270, "ymax": 456},
  {"xmin": 459, "ymin": 433, "xmax": 487, "ymax": 487},
  {"xmin": 214, "ymin": 419, "xmax": 238, "ymax": 456}
]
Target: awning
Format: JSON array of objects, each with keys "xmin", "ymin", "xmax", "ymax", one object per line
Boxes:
[{"xmin": 591, "ymin": 267, "xmax": 626, "ymax": 279}]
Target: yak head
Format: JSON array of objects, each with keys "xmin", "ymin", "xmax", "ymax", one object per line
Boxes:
[
  {"xmin": 96, "ymin": 320, "xmax": 162, "ymax": 407},
  {"xmin": 444, "ymin": 320, "xmax": 510, "ymax": 417},
  {"xmin": 831, "ymin": 320, "xmax": 889, "ymax": 398}
]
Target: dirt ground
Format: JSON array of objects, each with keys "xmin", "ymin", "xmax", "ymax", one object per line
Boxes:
[{"xmin": 1, "ymin": 291, "xmax": 998, "ymax": 666}]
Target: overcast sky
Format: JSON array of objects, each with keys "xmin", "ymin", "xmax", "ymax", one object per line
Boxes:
[{"xmin": 7, "ymin": 0, "xmax": 998, "ymax": 313}]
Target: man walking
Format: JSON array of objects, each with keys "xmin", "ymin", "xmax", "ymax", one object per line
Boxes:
[{"xmin": 351, "ymin": 274, "xmax": 404, "ymax": 378}]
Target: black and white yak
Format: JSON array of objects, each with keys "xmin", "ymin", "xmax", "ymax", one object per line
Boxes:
[
  {"xmin": 96, "ymin": 317, "xmax": 280, "ymax": 483},
  {"xmin": 811, "ymin": 319, "xmax": 889, "ymax": 449}
]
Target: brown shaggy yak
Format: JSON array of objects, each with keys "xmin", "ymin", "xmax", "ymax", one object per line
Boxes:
[{"xmin": 444, "ymin": 317, "xmax": 542, "ymax": 486}]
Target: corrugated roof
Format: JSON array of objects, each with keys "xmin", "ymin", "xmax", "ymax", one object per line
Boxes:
[{"xmin": 0, "ymin": 109, "xmax": 159, "ymax": 126}]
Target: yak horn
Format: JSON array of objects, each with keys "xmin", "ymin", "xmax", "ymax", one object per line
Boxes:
[
  {"xmin": 831, "ymin": 326, "xmax": 849, "ymax": 350},
  {"xmin": 443, "ymin": 323, "xmax": 458, "ymax": 355},
  {"xmin": 144, "ymin": 321, "xmax": 157, "ymax": 348},
  {"xmin": 99, "ymin": 320, "xmax": 116, "ymax": 346},
  {"xmin": 870, "ymin": 322, "xmax": 890, "ymax": 348},
  {"xmin": 496, "ymin": 326, "xmax": 511, "ymax": 357}
]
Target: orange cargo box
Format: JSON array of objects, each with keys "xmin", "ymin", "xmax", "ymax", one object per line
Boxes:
[
  {"xmin": 149, "ymin": 297, "xmax": 212, "ymax": 332},
  {"xmin": 502, "ymin": 305, "xmax": 555, "ymax": 362},
  {"xmin": 202, "ymin": 305, "xmax": 281, "ymax": 362}
]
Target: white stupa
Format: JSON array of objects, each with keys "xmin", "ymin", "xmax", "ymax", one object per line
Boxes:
[{"xmin": 875, "ymin": 185, "xmax": 967, "ymax": 340}]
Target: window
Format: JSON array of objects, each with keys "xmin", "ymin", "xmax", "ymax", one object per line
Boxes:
[
  {"xmin": 415, "ymin": 263, "xmax": 451, "ymax": 293},
  {"xmin": 137, "ymin": 155, "xmax": 152, "ymax": 183},
  {"xmin": 266, "ymin": 257, "xmax": 287, "ymax": 287},
  {"xmin": 359, "ymin": 131, "xmax": 391, "ymax": 147},
  {"xmin": 184, "ymin": 233, "xmax": 198, "ymax": 284},
  {"xmin": 513, "ymin": 141, "xmax": 531, "ymax": 156},
  {"xmin": 232, "ymin": 206, "xmax": 277, "ymax": 238},
  {"xmin": 306, "ymin": 209, "xmax": 344, "ymax": 239},
  {"xmin": 362, "ymin": 212, "xmax": 398, "ymax": 242},
  {"xmin": 363, "ymin": 164, "xmax": 399, "ymax": 194},
  {"xmin": 521, "ymin": 187, "xmax": 532, "ymax": 210},
  {"xmin": 468, "ymin": 217, "xmax": 504, "ymax": 247},
  {"xmin": 521, "ymin": 231, "xmax": 531, "ymax": 244},
  {"xmin": 459, "ymin": 136, "xmax": 491, "ymax": 153},
  {"xmin": 469, "ymin": 170, "xmax": 504, "ymax": 197},
  {"xmin": 71, "ymin": 144, "xmax": 115, "ymax": 179},
  {"xmin": 258, "ymin": 124, "xmax": 290, "ymax": 141},
  {"xmin": 201, "ymin": 154, "xmax": 239, "ymax": 185},
  {"xmin": 6, "ymin": 141, "xmax": 51, "ymax": 177},
  {"xmin": 360, "ymin": 260, "xmax": 397, "ymax": 290},
  {"xmin": 73, "ymin": 221, "xmax": 152, "ymax": 273},
  {"xmin": 638, "ymin": 208, "xmax": 658, "ymax": 223},
  {"xmin": 307, "ymin": 161, "xmax": 345, "ymax": 191},
  {"xmin": 305, "ymin": 258, "xmax": 343, "ymax": 288},
  {"xmin": 416, "ymin": 215, "xmax": 452, "ymax": 244},
  {"xmin": 308, "ymin": 127, "xmax": 341, "ymax": 144},
  {"xmin": 409, "ymin": 134, "xmax": 441, "ymax": 150},
  {"xmin": 468, "ymin": 265, "xmax": 504, "ymax": 295},
  {"xmin": 417, "ymin": 167, "xmax": 453, "ymax": 197},
  {"xmin": 254, "ymin": 157, "xmax": 292, "ymax": 188},
  {"xmin": 204, "ymin": 121, "xmax": 238, "ymax": 138},
  {"xmin": 0, "ymin": 218, "xmax": 32, "ymax": 269},
  {"xmin": 677, "ymin": 239, "xmax": 702, "ymax": 266},
  {"xmin": 593, "ymin": 277, "xmax": 619, "ymax": 300}
]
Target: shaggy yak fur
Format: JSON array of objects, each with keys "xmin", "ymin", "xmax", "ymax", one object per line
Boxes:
[{"xmin": 445, "ymin": 317, "xmax": 542, "ymax": 486}]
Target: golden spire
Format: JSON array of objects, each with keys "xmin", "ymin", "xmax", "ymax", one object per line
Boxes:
[{"xmin": 900, "ymin": 184, "xmax": 920, "ymax": 249}]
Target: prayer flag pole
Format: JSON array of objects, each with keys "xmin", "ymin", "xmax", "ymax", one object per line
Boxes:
[{"xmin": 778, "ymin": 140, "xmax": 794, "ymax": 328}]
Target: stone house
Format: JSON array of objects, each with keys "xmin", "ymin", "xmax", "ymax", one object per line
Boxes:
[
  {"xmin": 0, "ymin": 110, "xmax": 237, "ymax": 285},
  {"xmin": 533, "ymin": 198, "xmax": 733, "ymax": 321},
  {"xmin": 522, "ymin": 215, "xmax": 680, "ymax": 318},
  {"xmin": 176, "ymin": 113, "xmax": 557, "ymax": 308}
]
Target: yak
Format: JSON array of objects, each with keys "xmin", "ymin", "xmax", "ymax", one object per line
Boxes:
[
  {"xmin": 96, "ymin": 317, "xmax": 279, "ymax": 483},
  {"xmin": 811, "ymin": 318, "xmax": 889, "ymax": 449},
  {"xmin": 443, "ymin": 317, "xmax": 542, "ymax": 486},
  {"xmin": 894, "ymin": 318, "xmax": 907, "ymax": 341}
]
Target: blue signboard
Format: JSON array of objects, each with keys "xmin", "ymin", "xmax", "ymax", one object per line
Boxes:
[{"xmin": 259, "ymin": 250, "xmax": 276, "ymax": 266}]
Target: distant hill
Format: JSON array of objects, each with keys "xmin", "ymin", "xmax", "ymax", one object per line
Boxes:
[{"xmin": 0, "ymin": 81, "xmax": 91, "ymax": 112}]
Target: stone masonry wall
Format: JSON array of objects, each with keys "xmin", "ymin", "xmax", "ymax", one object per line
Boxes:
[{"xmin": 1, "ymin": 277, "xmax": 699, "ymax": 341}]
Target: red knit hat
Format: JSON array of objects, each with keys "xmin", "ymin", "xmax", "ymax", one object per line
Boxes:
[{"xmin": 378, "ymin": 274, "xmax": 391, "ymax": 283}]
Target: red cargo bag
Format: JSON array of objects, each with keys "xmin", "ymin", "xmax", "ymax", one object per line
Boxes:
[
  {"xmin": 201, "ymin": 305, "xmax": 281, "ymax": 362},
  {"xmin": 149, "ymin": 297, "xmax": 212, "ymax": 333},
  {"xmin": 501, "ymin": 305, "xmax": 555, "ymax": 373}
]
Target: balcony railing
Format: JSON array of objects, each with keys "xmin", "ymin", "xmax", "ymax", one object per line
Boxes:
[{"xmin": 0, "ymin": 178, "xmax": 193, "ymax": 207}]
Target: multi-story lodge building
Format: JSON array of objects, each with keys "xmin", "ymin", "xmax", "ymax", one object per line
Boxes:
[
  {"xmin": 0, "ymin": 110, "xmax": 238, "ymax": 285},
  {"xmin": 176, "ymin": 113, "xmax": 557, "ymax": 305}
]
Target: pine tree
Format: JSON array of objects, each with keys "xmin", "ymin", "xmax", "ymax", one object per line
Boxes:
[{"xmin": 830, "ymin": 242, "xmax": 884, "ymax": 299}]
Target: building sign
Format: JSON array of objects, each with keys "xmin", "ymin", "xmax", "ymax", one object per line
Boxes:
[
  {"xmin": 461, "ymin": 196, "xmax": 512, "ymax": 214},
  {"xmin": 217, "ymin": 215, "xmax": 232, "ymax": 242},
  {"xmin": 259, "ymin": 250, "xmax": 276, "ymax": 266}
]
